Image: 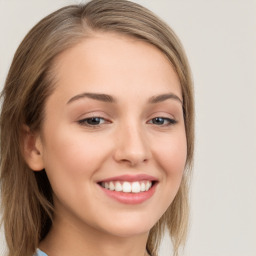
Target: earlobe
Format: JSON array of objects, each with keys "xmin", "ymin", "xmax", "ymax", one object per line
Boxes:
[{"xmin": 22, "ymin": 125, "xmax": 44, "ymax": 171}]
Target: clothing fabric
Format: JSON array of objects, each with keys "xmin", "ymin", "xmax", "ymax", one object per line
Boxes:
[
  {"xmin": 34, "ymin": 249, "xmax": 48, "ymax": 256},
  {"xmin": 34, "ymin": 248, "xmax": 150, "ymax": 256}
]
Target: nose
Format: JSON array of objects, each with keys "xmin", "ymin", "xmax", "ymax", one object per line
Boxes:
[{"xmin": 113, "ymin": 122, "xmax": 152, "ymax": 167}]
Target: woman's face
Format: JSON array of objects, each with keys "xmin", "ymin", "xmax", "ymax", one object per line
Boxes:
[{"xmin": 37, "ymin": 33, "xmax": 187, "ymax": 237}]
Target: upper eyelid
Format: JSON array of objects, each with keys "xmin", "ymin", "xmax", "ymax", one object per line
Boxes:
[
  {"xmin": 78, "ymin": 116, "xmax": 176, "ymax": 124},
  {"xmin": 78, "ymin": 116, "xmax": 110, "ymax": 122},
  {"xmin": 147, "ymin": 117, "xmax": 177, "ymax": 124},
  {"xmin": 76, "ymin": 111, "xmax": 111, "ymax": 120},
  {"xmin": 75, "ymin": 110, "xmax": 178, "ymax": 123},
  {"xmin": 77, "ymin": 110, "xmax": 176, "ymax": 118},
  {"xmin": 77, "ymin": 117, "xmax": 110, "ymax": 127},
  {"xmin": 146, "ymin": 111, "xmax": 176, "ymax": 120}
]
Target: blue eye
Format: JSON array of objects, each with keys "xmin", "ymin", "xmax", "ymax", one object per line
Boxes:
[
  {"xmin": 150, "ymin": 117, "xmax": 177, "ymax": 126},
  {"xmin": 78, "ymin": 117, "xmax": 106, "ymax": 126}
]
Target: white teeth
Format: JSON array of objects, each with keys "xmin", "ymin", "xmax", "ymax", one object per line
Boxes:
[
  {"xmin": 145, "ymin": 181, "xmax": 151, "ymax": 191},
  {"xmin": 123, "ymin": 182, "xmax": 132, "ymax": 192},
  {"xmin": 104, "ymin": 182, "xmax": 109, "ymax": 189},
  {"xmin": 101, "ymin": 181, "xmax": 153, "ymax": 193},
  {"xmin": 109, "ymin": 181, "xmax": 115, "ymax": 191},
  {"xmin": 115, "ymin": 182, "xmax": 122, "ymax": 191},
  {"xmin": 131, "ymin": 181, "xmax": 140, "ymax": 193}
]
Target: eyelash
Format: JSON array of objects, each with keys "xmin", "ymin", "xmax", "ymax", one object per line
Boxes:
[
  {"xmin": 148, "ymin": 117, "xmax": 177, "ymax": 126},
  {"xmin": 77, "ymin": 116, "xmax": 177, "ymax": 127},
  {"xmin": 78, "ymin": 117, "xmax": 108, "ymax": 127}
]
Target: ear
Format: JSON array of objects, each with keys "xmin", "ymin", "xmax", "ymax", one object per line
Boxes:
[{"xmin": 22, "ymin": 125, "xmax": 44, "ymax": 171}]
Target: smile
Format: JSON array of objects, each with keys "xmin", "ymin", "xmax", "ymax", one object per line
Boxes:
[
  {"xmin": 97, "ymin": 174, "xmax": 158, "ymax": 204},
  {"xmin": 100, "ymin": 181, "xmax": 153, "ymax": 193}
]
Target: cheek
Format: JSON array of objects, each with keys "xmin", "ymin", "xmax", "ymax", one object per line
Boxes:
[
  {"xmin": 152, "ymin": 130, "xmax": 187, "ymax": 190},
  {"xmin": 145, "ymin": 130, "xmax": 187, "ymax": 220},
  {"xmin": 41, "ymin": 127, "xmax": 112, "ymax": 193}
]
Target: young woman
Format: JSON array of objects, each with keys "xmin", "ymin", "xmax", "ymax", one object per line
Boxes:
[{"xmin": 0, "ymin": 0, "xmax": 194, "ymax": 256}]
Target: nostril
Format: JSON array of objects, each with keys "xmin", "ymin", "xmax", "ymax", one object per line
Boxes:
[{"xmin": 114, "ymin": 151, "xmax": 151, "ymax": 167}]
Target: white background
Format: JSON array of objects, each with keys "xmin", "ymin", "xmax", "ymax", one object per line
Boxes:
[{"xmin": 0, "ymin": 0, "xmax": 255, "ymax": 256}]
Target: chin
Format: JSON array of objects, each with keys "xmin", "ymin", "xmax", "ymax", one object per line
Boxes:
[
  {"xmin": 98, "ymin": 213, "xmax": 158, "ymax": 238},
  {"xmin": 106, "ymin": 225, "xmax": 151, "ymax": 238}
]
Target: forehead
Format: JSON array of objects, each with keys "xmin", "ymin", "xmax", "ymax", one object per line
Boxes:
[{"xmin": 50, "ymin": 32, "xmax": 182, "ymax": 102}]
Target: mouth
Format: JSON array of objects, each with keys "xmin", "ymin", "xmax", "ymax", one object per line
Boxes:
[
  {"xmin": 97, "ymin": 175, "xmax": 158, "ymax": 204},
  {"xmin": 99, "ymin": 180, "xmax": 156, "ymax": 193}
]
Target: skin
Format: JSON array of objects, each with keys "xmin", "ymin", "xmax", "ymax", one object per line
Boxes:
[{"xmin": 25, "ymin": 33, "xmax": 187, "ymax": 256}]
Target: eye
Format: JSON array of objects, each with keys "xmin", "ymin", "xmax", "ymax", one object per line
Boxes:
[
  {"xmin": 148, "ymin": 117, "xmax": 177, "ymax": 126},
  {"xmin": 78, "ymin": 117, "xmax": 108, "ymax": 126}
]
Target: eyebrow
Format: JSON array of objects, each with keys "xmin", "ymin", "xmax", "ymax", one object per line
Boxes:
[
  {"xmin": 67, "ymin": 92, "xmax": 116, "ymax": 104},
  {"xmin": 148, "ymin": 93, "xmax": 183, "ymax": 104},
  {"xmin": 67, "ymin": 92, "xmax": 182, "ymax": 105}
]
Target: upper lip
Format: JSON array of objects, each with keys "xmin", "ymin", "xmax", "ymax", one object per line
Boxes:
[{"xmin": 98, "ymin": 174, "xmax": 158, "ymax": 183}]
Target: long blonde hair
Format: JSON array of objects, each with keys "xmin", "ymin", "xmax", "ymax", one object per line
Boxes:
[{"xmin": 0, "ymin": 1, "xmax": 194, "ymax": 255}]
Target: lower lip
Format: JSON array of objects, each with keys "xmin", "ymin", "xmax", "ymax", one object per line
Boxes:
[{"xmin": 99, "ymin": 184, "xmax": 157, "ymax": 204}]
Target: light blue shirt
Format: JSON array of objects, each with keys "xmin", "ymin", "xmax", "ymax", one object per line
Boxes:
[{"xmin": 34, "ymin": 249, "xmax": 48, "ymax": 256}]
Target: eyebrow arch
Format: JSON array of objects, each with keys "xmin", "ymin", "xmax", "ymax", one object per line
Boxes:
[
  {"xmin": 67, "ymin": 92, "xmax": 182, "ymax": 105},
  {"xmin": 67, "ymin": 92, "xmax": 116, "ymax": 104},
  {"xmin": 148, "ymin": 93, "xmax": 183, "ymax": 104}
]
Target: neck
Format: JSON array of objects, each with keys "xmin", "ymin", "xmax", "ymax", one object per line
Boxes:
[{"xmin": 39, "ymin": 213, "xmax": 150, "ymax": 256}]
